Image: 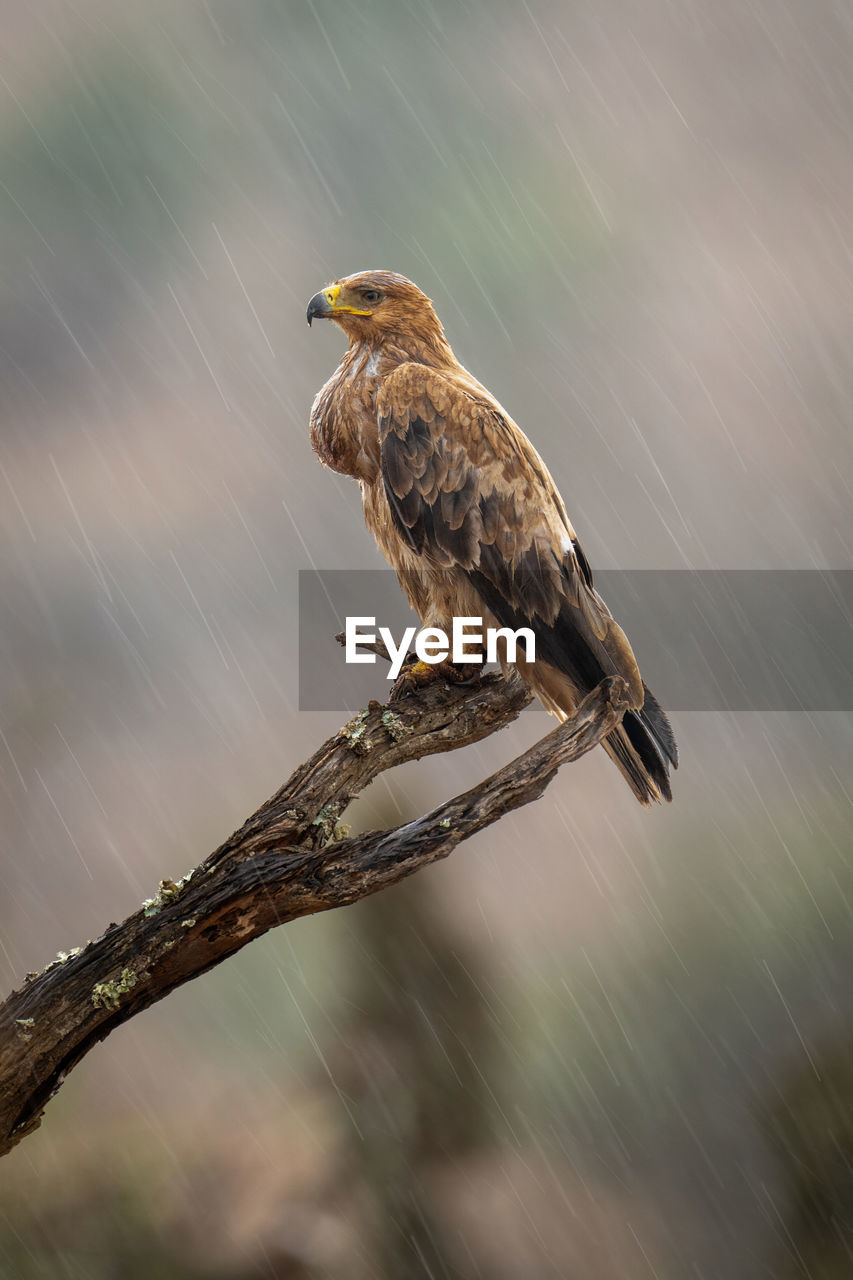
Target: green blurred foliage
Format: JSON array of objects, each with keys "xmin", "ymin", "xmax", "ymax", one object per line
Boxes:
[
  {"xmin": 0, "ymin": 66, "xmax": 190, "ymax": 246},
  {"xmin": 518, "ymin": 806, "xmax": 853, "ymax": 1275},
  {"xmin": 764, "ymin": 1041, "xmax": 853, "ymax": 1279},
  {"xmin": 0, "ymin": 52, "xmax": 206, "ymax": 392}
]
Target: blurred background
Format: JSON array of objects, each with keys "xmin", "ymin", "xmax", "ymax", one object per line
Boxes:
[{"xmin": 1, "ymin": 1, "xmax": 853, "ymax": 1275}]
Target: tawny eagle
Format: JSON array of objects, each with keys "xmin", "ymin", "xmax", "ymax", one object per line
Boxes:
[{"xmin": 307, "ymin": 270, "xmax": 677, "ymax": 804}]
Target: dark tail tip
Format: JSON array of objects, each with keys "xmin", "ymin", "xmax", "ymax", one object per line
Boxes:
[
  {"xmin": 640, "ymin": 682, "xmax": 679, "ymax": 769},
  {"xmin": 622, "ymin": 711, "xmax": 673, "ymax": 802},
  {"xmin": 617, "ymin": 684, "xmax": 678, "ymax": 804}
]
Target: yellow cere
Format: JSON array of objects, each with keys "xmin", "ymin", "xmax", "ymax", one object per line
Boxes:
[{"xmin": 324, "ymin": 284, "xmax": 372, "ymax": 316}]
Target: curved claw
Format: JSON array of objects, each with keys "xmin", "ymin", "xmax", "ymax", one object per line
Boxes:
[{"xmin": 389, "ymin": 657, "xmax": 483, "ymax": 702}]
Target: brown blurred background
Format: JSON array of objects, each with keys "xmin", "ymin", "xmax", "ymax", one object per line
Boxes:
[{"xmin": 2, "ymin": 1, "xmax": 853, "ymax": 1276}]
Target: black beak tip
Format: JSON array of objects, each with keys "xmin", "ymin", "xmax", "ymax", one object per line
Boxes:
[{"xmin": 306, "ymin": 291, "xmax": 330, "ymax": 328}]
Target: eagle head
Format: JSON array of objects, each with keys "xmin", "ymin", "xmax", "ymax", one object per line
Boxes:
[{"xmin": 306, "ymin": 270, "xmax": 444, "ymax": 347}]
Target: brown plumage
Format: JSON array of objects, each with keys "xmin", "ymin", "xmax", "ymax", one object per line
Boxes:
[{"xmin": 307, "ymin": 270, "xmax": 678, "ymax": 804}]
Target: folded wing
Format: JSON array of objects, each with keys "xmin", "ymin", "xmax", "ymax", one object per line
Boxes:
[{"xmin": 377, "ymin": 362, "xmax": 678, "ymax": 804}]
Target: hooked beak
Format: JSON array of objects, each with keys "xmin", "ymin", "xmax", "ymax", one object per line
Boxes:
[
  {"xmin": 306, "ymin": 283, "xmax": 373, "ymax": 327},
  {"xmin": 306, "ymin": 290, "xmax": 333, "ymax": 326}
]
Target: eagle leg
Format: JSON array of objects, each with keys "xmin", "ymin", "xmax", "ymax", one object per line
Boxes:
[{"xmin": 389, "ymin": 657, "xmax": 481, "ymax": 701}]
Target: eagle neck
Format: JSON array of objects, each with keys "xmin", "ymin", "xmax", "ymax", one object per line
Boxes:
[{"xmin": 349, "ymin": 332, "xmax": 457, "ymax": 373}]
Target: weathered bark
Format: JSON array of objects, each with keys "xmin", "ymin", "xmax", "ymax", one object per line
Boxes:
[{"xmin": 0, "ymin": 666, "xmax": 630, "ymax": 1158}]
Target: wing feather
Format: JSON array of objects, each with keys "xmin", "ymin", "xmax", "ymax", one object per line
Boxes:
[
  {"xmin": 375, "ymin": 361, "xmax": 677, "ymax": 797},
  {"xmin": 377, "ymin": 363, "xmax": 643, "ymax": 693}
]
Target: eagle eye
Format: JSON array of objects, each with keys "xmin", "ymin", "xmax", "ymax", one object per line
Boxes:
[{"xmin": 361, "ymin": 289, "xmax": 381, "ymax": 304}]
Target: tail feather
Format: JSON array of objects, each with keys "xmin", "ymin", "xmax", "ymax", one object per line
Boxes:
[
  {"xmin": 638, "ymin": 682, "xmax": 679, "ymax": 770},
  {"xmin": 603, "ymin": 682, "xmax": 677, "ymax": 806},
  {"xmin": 517, "ymin": 657, "xmax": 678, "ymax": 806},
  {"xmin": 603, "ymin": 724, "xmax": 663, "ymax": 806}
]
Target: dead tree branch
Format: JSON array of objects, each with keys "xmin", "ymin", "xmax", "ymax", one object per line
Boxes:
[{"xmin": 0, "ymin": 664, "xmax": 631, "ymax": 1158}]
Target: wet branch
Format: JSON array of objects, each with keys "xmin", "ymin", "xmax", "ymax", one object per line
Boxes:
[{"xmin": 0, "ymin": 661, "xmax": 631, "ymax": 1158}]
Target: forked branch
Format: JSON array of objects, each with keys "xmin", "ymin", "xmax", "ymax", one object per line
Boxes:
[{"xmin": 0, "ymin": 663, "xmax": 630, "ymax": 1158}]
